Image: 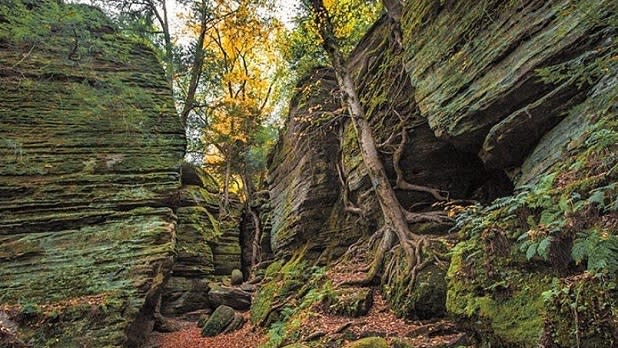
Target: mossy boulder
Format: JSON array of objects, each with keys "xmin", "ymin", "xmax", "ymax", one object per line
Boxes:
[
  {"xmin": 180, "ymin": 162, "xmax": 219, "ymax": 193},
  {"xmin": 231, "ymin": 269, "xmax": 244, "ymax": 285},
  {"xmin": 446, "ymin": 239, "xmax": 551, "ymax": 346},
  {"xmin": 343, "ymin": 337, "xmax": 388, "ymax": 348},
  {"xmin": 327, "ymin": 287, "xmax": 373, "ymax": 317},
  {"xmin": 200, "ymin": 305, "xmax": 235, "ymax": 337}
]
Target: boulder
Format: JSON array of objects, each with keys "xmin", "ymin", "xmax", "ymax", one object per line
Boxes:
[
  {"xmin": 180, "ymin": 162, "xmax": 219, "ymax": 193},
  {"xmin": 200, "ymin": 305, "xmax": 235, "ymax": 337},
  {"xmin": 208, "ymin": 284, "xmax": 252, "ymax": 310},
  {"xmin": 222, "ymin": 313, "xmax": 245, "ymax": 334}
]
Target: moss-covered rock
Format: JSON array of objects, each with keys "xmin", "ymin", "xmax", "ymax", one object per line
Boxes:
[
  {"xmin": 447, "ymin": 239, "xmax": 551, "ymax": 345},
  {"xmin": 401, "ymin": 0, "xmax": 613, "ymax": 155},
  {"xmin": 200, "ymin": 305, "xmax": 235, "ymax": 337},
  {"xmin": 161, "ymin": 186, "xmax": 220, "ymax": 315},
  {"xmin": 446, "ymin": 72, "xmax": 618, "ymax": 345},
  {"xmin": 231, "ymin": 269, "xmax": 244, "ymax": 285},
  {"xmin": 542, "ymin": 274, "xmax": 618, "ymax": 347},
  {"xmin": 327, "ymin": 287, "xmax": 373, "ymax": 317},
  {"xmin": 208, "ymin": 283, "xmax": 252, "ymax": 310},
  {"xmin": 181, "ymin": 162, "xmax": 219, "ymax": 193},
  {"xmin": 342, "ymin": 337, "xmax": 388, "ymax": 348},
  {"xmin": 0, "ymin": 2, "xmax": 186, "ymax": 346}
]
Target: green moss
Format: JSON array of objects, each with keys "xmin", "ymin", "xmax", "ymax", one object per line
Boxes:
[
  {"xmin": 447, "ymin": 239, "xmax": 552, "ymax": 345},
  {"xmin": 327, "ymin": 287, "xmax": 372, "ymax": 317},
  {"xmin": 543, "ymin": 275, "xmax": 618, "ymax": 347},
  {"xmin": 252, "ymin": 250, "xmax": 338, "ymax": 347},
  {"xmin": 342, "ymin": 337, "xmax": 388, "ymax": 348}
]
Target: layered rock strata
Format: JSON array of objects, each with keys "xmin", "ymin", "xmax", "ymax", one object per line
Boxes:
[{"xmin": 0, "ymin": 3, "xmax": 184, "ymax": 346}]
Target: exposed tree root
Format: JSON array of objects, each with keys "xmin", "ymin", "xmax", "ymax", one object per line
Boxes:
[
  {"xmin": 405, "ymin": 210, "xmax": 453, "ymax": 224},
  {"xmin": 342, "ymin": 228, "xmax": 396, "ymax": 286},
  {"xmin": 337, "ymin": 126, "xmax": 364, "ymax": 216},
  {"xmin": 393, "ymin": 128, "xmax": 448, "ymax": 201},
  {"xmin": 336, "ymin": 161, "xmax": 363, "ymax": 216}
]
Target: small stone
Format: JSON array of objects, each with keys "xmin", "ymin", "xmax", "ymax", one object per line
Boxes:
[
  {"xmin": 231, "ymin": 269, "xmax": 243, "ymax": 285},
  {"xmin": 240, "ymin": 283, "xmax": 257, "ymax": 292}
]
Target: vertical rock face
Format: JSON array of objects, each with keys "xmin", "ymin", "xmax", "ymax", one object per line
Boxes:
[
  {"xmin": 0, "ymin": 2, "xmax": 184, "ymax": 346},
  {"xmin": 160, "ymin": 163, "xmax": 244, "ymax": 316},
  {"xmin": 160, "ymin": 164, "xmax": 219, "ymax": 316},
  {"xmin": 267, "ymin": 69, "xmax": 344, "ymax": 259}
]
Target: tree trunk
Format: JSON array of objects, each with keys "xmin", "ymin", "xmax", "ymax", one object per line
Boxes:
[
  {"xmin": 223, "ymin": 150, "xmax": 231, "ymax": 212},
  {"xmin": 383, "ymin": 0, "xmax": 402, "ymax": 22},
  {"xmin": 310, "ymin": 0, "xmax": 416, "ymax": 266},
  {"xmin": 157, "ymin": 0, "xmax": 174, "ymax": 90},
  {"xmin": 180, "ymin": 0, "xmax": 208, "ymax": 127}
]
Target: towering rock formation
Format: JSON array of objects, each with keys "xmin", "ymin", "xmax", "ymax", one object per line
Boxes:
[{"xmin": 0, "ymin": 3, "xmax": 186, "ymax": 346}]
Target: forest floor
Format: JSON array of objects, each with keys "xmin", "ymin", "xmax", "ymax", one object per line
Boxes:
[
  {"xmin": 145, "ymin": 292, "xmax": 469, "ymax": 348},
  {"xmin": 146, "ymin": 253, "xmax": 471, "ymax": 348}
]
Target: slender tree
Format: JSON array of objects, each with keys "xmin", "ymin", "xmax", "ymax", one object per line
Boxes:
[{"xmin": 309, "ymin": 0, "xmax": 450, "ymax": 285}]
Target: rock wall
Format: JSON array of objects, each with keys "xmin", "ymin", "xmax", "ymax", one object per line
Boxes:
[
  {"xmin": 400, "ymin": 0, "xmax": 612, "ymax": 170},
  {"xmin": 267, "ymin": 69, "xmax": 345, "ymax": 260},
  {"xmin": 267, "ymin": 0, "xmax": 617, "ymax": 343},
  {"xmin": 160, "ymin": 163, "xmax": 243, "ymax": 316},
  {"xmin": 160, "ymin": 164, "xmax": 219, "ymax": 316},
  {"xmin": 0, "ymin": 2, "xmax": 185, "ymax": 346}
]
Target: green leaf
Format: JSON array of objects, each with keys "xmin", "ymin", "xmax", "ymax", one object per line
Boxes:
[
  {"xmin": 559, "ymin": 195, "xmax": 569, "ymax": 212},
  {"xmin": 540, "ymin": 211, "xmax": 557, "ymax": 226},
  {"xmin": 588, "ymin": 190, "xmax": 606, "ymax": 206},
  {"xmin": 517, "ymin": 231, "xmax": 530, "ymax": 242},
  {"xmin": 526, "ymin": 243, "xmax": 538, "ymax": 260},
  {"xmin": 571, "ymin": 235, "xmax": 588, "ymax": 264},
  {"xmin": 538, "ymin": 237, "xmax": 553, "ymax": 260},
  {"xmin": 526, "ymin": 215, "xmax": 537, "ymax": 229},
  {"xmin": 541, "ymin": 289, "xmax": 555, "ymax": 302}
]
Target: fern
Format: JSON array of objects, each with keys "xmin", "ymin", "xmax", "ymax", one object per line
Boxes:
[{"xmin": 572, "ymin": 231, "xmax": 618, "ymax": 274}]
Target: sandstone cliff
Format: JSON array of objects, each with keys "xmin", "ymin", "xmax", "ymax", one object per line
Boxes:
[{"xmin": 0, "ymin": 3, "xmax": 186, "ymax": 346}]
